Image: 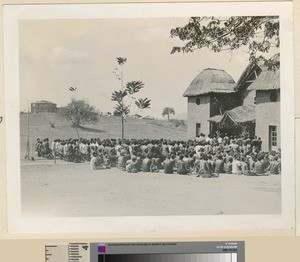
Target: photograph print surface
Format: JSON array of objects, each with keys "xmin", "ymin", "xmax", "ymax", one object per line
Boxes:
[{"xmin": 4, "ymin": 2, "xmax": 295, "ymax": 234}]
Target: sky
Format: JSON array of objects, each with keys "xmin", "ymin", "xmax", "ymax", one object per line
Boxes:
[{"xmin": 19, "ymin": 18, "xmax": 274, "ymax": 119}]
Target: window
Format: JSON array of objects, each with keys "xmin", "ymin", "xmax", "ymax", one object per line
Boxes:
[
  {"xmin": 270, "ymin": 92, "xmax": 278, "ymax": 102},
  {"xmin": 196, "ymin": 97, "xmax": 201, "ymax": 105},
  {"xmin": 269, "ymin": 125, "xmax": 277, "ymax": 151},
  {"xmin": 196, "ymin": 123, "xmax": 201, "ymax": 137}
]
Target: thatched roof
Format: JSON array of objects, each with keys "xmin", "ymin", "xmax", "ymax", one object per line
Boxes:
[
  {"xmin": 208, "ymin": 115, "xmax": 223, "ymax": 123},
  {"xmin": 183, "ymin": 68, "xmax": 236, "ymax": 97},
  {"xmin": 221, "ymin": 105, "xmax": 255, "ymax": 125},
  {"xmin": 248, "ymin": 66, "xmax": 279, "ymax": 91},
  {"xmin": 234, "ymin": 62, "xmax": 259, "ymax": 92},
  {"xmin": 235, "ymin": 53, "xmax": 280, "ymax": 91}
]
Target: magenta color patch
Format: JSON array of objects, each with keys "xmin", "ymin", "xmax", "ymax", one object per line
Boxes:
[{"xmin": 98, "ymin": 244, "xmax": 106, "ymax": 253}]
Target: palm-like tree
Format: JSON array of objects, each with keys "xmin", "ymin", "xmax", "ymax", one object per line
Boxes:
[
  {"xmin": 135, "ymin": 98, "xmax": 151, "ymax": 111},
  {"xmin": 111, "ymin": 57, "xmax": 151, "ymax": 140},
  {"xmin": 162, "ymin": 107, "xmax": 175, "ymax": 121}
]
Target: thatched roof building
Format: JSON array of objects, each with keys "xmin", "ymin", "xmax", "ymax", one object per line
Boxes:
[
  {"xmin": 220, "ymin": 105, "xmax": 255, "ymax": 125},
  {"xmin": 183, "ymin": 68, "xmax": 236, "ymax": 97},
  {"xmin": 234, "ymin": 62, "xmax": 259, "ymax": 92},
  {"xmin": 235, "ymin": 53, "xmax": 280, "ymax": 92},
  {"xmin": 248, "ymin": 67, "xmax": 279, "ymax": 91}
]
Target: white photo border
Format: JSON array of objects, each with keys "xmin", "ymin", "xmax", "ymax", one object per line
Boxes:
[{"xmin": 3, "ymin": 2, "xmax": 295, "ymax": 235}]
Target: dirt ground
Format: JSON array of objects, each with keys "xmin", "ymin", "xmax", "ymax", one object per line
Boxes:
[{"xmin": 21, "ymin": 159, "xmax": 281, "ymax": 217}]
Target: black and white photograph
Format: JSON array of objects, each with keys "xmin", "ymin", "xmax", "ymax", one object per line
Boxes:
[{"xmin": 3, "ymin": 3, "xmax": 295, "ymax": 234}]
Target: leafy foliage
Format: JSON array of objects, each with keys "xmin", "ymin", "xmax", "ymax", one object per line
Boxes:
[
  {"xmin": 111, "ymin": 57, "xmax": 151, "ymax": 139},
  {"xmin": 170, "ymin": 16, "xmax": 279, "ymax": 67},
  {"xmin": 111, "ymin": 57, "xmax": 151, "ymax": 117},
  {"xmin": 61, "ymin": 99, "xmax": 99, "ymax": 127},
  {"xmin": 135, "ymin": 98, "xmax": 151, "ymax": 110},
  {"xmin": 116, "ymin": 57, "xmax": 127, "ymax": 65},
  {"xmin": 125, "ymin": 81, "xmax": 145, "ymax": 95},
  {"xmin": 162, "ymin": 107, "xmax": 175, "ymax": 121},
  {"xmin": 111, "ymin": 90, "xmax": 128, "ymax": 103},
  {"xmin": 113, "ymin": 104, "xmax": 130, "ymax": 116}
]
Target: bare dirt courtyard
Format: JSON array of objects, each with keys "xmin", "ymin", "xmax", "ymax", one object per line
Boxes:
[{"xmin": 21, "ymin": 159, "xmax": 281, "ymax": 217}]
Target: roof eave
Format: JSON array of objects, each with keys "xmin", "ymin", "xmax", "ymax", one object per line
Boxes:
[{"xmin": 183, "ymin": 90, "xmax": 235, "ymax": 97}]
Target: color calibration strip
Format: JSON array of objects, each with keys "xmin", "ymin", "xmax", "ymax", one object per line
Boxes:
[
  {"xmin": 98, "ymin": 253, "xmax": 237, "ymax": 262},
  {"xmin": 45, "ymin": 243, "xmax": 90, "ymax": 262}
]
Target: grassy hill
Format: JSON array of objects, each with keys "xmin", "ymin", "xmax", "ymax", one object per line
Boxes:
[{"xmin": 20, "ymin": 113, "xmax": 187, "ymax": 158}]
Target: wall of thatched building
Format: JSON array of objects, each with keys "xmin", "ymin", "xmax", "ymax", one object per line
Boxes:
[
  {"xmin": 249, "ymin": 54, "xmax": 280, "ymax": 152},
  {"xmin": 184, "ymin": 55, "xmax": 280, "ymax": 147},
  {"xmin": 183, "ymin": 68, "xmax": 236, "ymax": 139},
  {"xmin": 187, "ymin": 95, "xmax": 210, "ymax": 138},
  {"xmin": 255, "ymin": 89, "xmax": 280, "ymax": 152}
]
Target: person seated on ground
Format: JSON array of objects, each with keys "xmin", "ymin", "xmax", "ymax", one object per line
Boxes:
[
  {"xmin": 253, "ymin": 154, "xmax": 267, "ymax": 175},
  {"xmin": 214, "ymin": 155, "xmax": 224, "ymax": 176},
  {"xmin": 185, "ymin": 152, "xmax": 195, "ymax": 172},
  {"xmin": 73, "ymin": 147, "xmax": 83, "ymax": 163},
  {"xmin": 177, "ymin": 154, "xmax": 189, "ymax": 175},
  {"xmin": 90, "ymin": 152, "xmax": 104, "ymax": 170},
  {"xmin": 277, "ymin": 152, "xmax": 281, "ymax": 173},
  {"xmin": 41, "ymin": 138, "xmax": 53, "ymax": 158},
  {"xmin": 65, "ymin": 142, "xmax": 74, "ymax": 162},
  {"xmin": 102, "ymin": 153, "xmax": 111, "ymax": 169},
  {"xmin": 150, "ymin": 157, "xmax": 159, "ymax": 173},
  {"xmin": 240, "ymin": 156, "xmax": 251, "ymax": 176},
  {"xmin": 265, "ymin": 156, "xmax": 280, "ymax": 175},
  {"xmin": 161, "ymin": 141, "xmax": 170, "ymax": 159},
  {"xmin": 170, "ymin": 154, "xmax": 177, "ymax": 172},
  {"xmin": 261, "ymin": 153, "xmax": 270, "ymax": 171},
  {"xmin": 208, "ymin": 154, "xmax": 215, "ymax": 174},
  {"xmin": 35, "ymin": 138, "xmax": 42, "ymax": 157},
  {"xmin": 225, "ymin": 157, "xmax": 233, "ymax": 174},
  {"xmin": 232, "ymin": 154, "xmax": 242, "ymax": 175},
  {"xmin": 108, "ymin": 145, "xmax": 117, "ymax": 167},
  {"xmin": 127, "ymin": 156, "xmax": 139, "ymax": 173},
  {"xmin": 125, "ymin": 158, "xmax": 132, "ymax": 171},
  {"xmin": 248, "ymin": 153, "xmax": 256, "ymax": 171},
  {"xmin": 142, "ymin": 154, "xmax": 152, "ymax": 172},
  {"xmin": 197, "ymin": 154, "xmax": 212, "ymax": 178},
  {"xmin": 183, "ymin": 153, "xmax": 189, "ymax": 162},
  {"xmin": 55, "ymin": 139, "xmax": 64, "ymax": 159},
  {"xmin": 152, "ymin": 153, "xmax": 163, "ymax": 169},
  {"xmin": 117, "ymin": 152, "xmax": 127, "ymax": 170},
  {"xmin": 192, "ymin": 155, "xmax": 201, "ymax": 175},
  {"xmin": 134, "ymin": 152, "xmax": 143, "ymax": 172},
  {"xmin": 79, "ymin": 141, "xmax": 88, "ymax": 161},
  {"xmin": 163, "ymin": 155, "xmax": 174, "ymax": 174}
]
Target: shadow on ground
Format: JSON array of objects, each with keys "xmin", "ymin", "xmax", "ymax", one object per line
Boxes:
[{"xmin": 78, "ymin": 126, "xmax": 106, "ymax": 133}]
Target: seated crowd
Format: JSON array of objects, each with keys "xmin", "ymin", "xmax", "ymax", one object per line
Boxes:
[{"xmin": 34, "ymin": 133, "xmax": 281, "ymax": 177}]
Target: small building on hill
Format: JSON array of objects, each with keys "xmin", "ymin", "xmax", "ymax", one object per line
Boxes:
[
  {"xmin": 183, "ymin": 68, "xmax": 237, "ymax": 139},
  {"xmin": 31, "ymin": 100, "xmax": 57, "ymax": 113}
]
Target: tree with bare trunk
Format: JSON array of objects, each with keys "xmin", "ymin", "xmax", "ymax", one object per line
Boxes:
[{"xmin": 162, "ymin": 107, "xmax": 175, "ymax": 121}]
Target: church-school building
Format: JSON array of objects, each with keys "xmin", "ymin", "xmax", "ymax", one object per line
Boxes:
[{"xmin": 184, "ymin": 54, "xmax": 280, "ymax": 152}]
